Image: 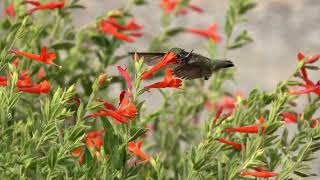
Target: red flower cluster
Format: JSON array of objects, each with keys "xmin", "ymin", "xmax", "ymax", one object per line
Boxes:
[
  {"xmin": 280, "ymin": 112, "xmax": 320, "ymax": 128},
  {"xmin": 128, "ymin": 140, "xmax": 149, "ymax": 161},
  {"xmin": 9, "ymin": 47, "xmax": 60, "ymax": 67},
  {"xmin": 223, "ymin": 116, "xmax": 265, "ymax": 134},
  {"xmin": 289, "ymin": 52, "xmax": 320, "ymax": 95},
  {"xmin": 72, "ymin": 129, "xmax": 105, "ymax": 165},
  {"xmin": 160, "ymin": 0, "xmax": 204, "ymax": 16},
  {"xmin": 144, "ymin": 69, "xmax": 182, "ymax": 89},
  {"xmin": 99, "ymin": 17, "xmax": 143, "ymax": 42},
  {"xmin": 206, "ymin": 92, "xmax": 243, "ymax": 121},
  {"xmin": 0, "ymin": 70, "xmax": 50, "ymax": 94},
  {"xmin": 25, "ymin": 0, "xmax": 64, "ymax": 13},
  {"xmin": 186, "ymin": 22, "xmax": 222, "ymax": 43},
  {"xmin": 5, "ymin": 4, "xmax": 16, "ymax": 17},
  {"xmin": 87, "ymin": 66, "xmax": 137, "ymax": 124}
]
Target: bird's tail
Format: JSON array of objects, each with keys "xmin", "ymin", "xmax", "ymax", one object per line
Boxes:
[{"xmin": 213, "ymin": 60, "xmax": 234, "ymax": 71}]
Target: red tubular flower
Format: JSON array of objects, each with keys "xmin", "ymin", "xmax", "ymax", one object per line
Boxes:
[
  {"xmin": 105, "ymin": 18, "xmax": 143, "ymax": 31},
  {"xmin": 141, "ymin": 52, "xmax": 177, "ymax": 80},
  {"xmin": 310, "ymin": 118, "xmax": 320, "ymax": 128},
  {"xmin": 16, "ymin": 70, "xmax": 32, "ymax": 87},
  {"xmin": 119, "ymin": 90, "xmax": 126, "ymax": 105},
  {"xmin": 187, "ymin": 4, "xmax": 204, "ymax": 13},
  {"xmin": 240, "ymin": 171, "xmax": 278, "ymax": 178},
  {"xmin": 72, "ymin": 129, "xmax": 104, "ymax": 165},
  {"xmin": 27, "ymin": 1, "xmax": 64, "ymax": 13},
  {"xmin": 72, "ymin": 147, "xmax": 82, "ymax": 157},
  {"xmin": 9, "ymin": 47, "xmax": 59, "ymax": 67},
  {"xmin": 160, "ymin": 0, "xmax": 203, "ymax": 15},
  {"xmin": 87, "ymin": 90, "xmax": 136, "ymax": 124},
  {"xmin": 186, "ymin": 22, "xmax": 221, "ymax": 43},
  {"xmin": 298, "ymin": 52, "xmax": 320, "ymax": 65},
  {"xmin": 5, "ymin": 4, "xmax": 16, "ymax": 17},
  {"xmin": 280, "ymin": 112, "xmax": 297, "ymax": 123},
  {"xmin": 144, "ymin": 69, "xmax": 182, "ymax": 89},
  {"xmin": 97, "ymin": 99, "xmax": 116, "ymax": 111},
  {"xmin": 85, "ymin": 129, "xmax": 105, "ymax": 150},
  {"xmin": 99, "ymin": 21, "xmax": 135, "ymax": 42},
  {"xmin": 18, "ymin": 80, "xmax": 50, "ymax": 94},
  {"xmin": 128, "ymin": 141, "xmax": 150, "ymax": 161},
  {"xmin": 0, "ymin": 76, "xmax": 7, "ymax": 86},
  {"xmin": 125, "ymin": 18, "xmax": 143, "ymax": 31},
  {"xmin": 117, "ymin": 98, "xmax": 137, "ymax": 119},
  {"xmin": 297, "ymin": 52, "xmax": 314, "ymax": 86},
  {"xmin": 160, "ymin": 0, "xmax": 176, "ymax": 13},
  {"xmin": 216, "ymin": 138, "xmax": 242, "ymax": 150},
  {"xmin": 12, "ymin": 58, "xmax": 20, "ymax": 68},
  {"xmin": 223, "ymin": 116, "xmax": 265, "ymax": 134},
  {"xmin": 117, "ymin": 66, "xmax": 133, "ymax": 89},
  {"xmin": 99, "ymin": 18, "xmax": 143, "ymax": 43},
  {"xmin": 87, "ymin": 110, "xmax": 128, "ymax": 124},
  {"xmin": 289, "ymin": 81, "xmax": 320, "ymax": 95},
  {"xmin": 0, "ymin": 70, "xmax": 31, "ymax": 87},
  {"xmin": 213, "ymin": 105, "xmax": 223, "ymax": 121}
]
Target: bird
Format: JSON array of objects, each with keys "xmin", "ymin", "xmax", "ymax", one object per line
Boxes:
[{"xmin": 129, "ymin": 47, "xmax": 234, "ymax": 80}]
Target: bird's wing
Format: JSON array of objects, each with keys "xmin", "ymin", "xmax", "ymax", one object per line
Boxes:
[
  {"xmin": 173, "ymin": 64, "xmax": 212, "ymax": 80},
  {"xmin": 128, "ymin": 52, "xmax": 165, "ymax": 66}
]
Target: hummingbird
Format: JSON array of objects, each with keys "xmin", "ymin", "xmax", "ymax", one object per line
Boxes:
[{"xmin": 129, "ymin": 47, "xmax": 234, "ymax": 80}]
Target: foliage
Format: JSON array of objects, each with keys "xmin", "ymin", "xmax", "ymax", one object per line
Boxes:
[{"xmin": 0, "ymin": 0, "xmax": 319, "ymax": 179}]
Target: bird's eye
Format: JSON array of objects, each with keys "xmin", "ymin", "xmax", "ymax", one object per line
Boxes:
[{"xmin": 177, "ymin": 54, "xmax": 181, "ymax": 58}]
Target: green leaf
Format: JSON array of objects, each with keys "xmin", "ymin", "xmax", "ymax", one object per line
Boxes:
[
  {"xmin": 164, "ymin": 27, "xmax": 184, "ymax": 36},
  {"xmin": 129, "ymin": 128, "xmax": 149, "ymax": 142},
  {"xmin": 51, "ymin": 41, "xmax": 75, "ymax": 50},
  {"xmin": 133, "ymin": 0, "xmax": 147, "ymax": 5},
  {"xmin": 47, "ymin": 148, "xmax": 57, "ymax": 169}
]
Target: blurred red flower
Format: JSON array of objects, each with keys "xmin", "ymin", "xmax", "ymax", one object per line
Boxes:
[
  {"xmin": 223, "ymin": 116, "xmax": 265, "ymax": 134},
  {"xmin": 240, "ymin": 171, "xmax": 278, "ymax": 178},
  {"xmin": 144, "ymin": 69, "xmax": 182, "ymax": 89},
  {"xmin": 72, "ymin": 129, "xmax": 105, "ymax": 165},
  {"xmin": 160, "ymin": 0, "xmax": 203, "ymax": 15},
  {"xmin": 280, "ymin": 112, "xmax": 297, "ymax": 123},
  {"xmin": 99, "ymin": 18, "xmax": 143, "ymax": 42},
  {"xmin": 5, "ymin": 4, "xmax": 16, "ymax": 17},
  {"xmin": 26, "ymin": 1, "xmax": 64, "ymax": 13},
  {"xmin": 128, "ymin": 141, "xmax": 149, "ymax": 161},
  {"xmin": 87, "ymin": 93, "xmax": 136, "ymax": 124},
  {"xmin": 207, "ymin": 91, "xmax": 244, "ymax": 121},
  {"xmin": 117, "ymin": 66, "xmax": 133, "ymax": 90},
  {"xmin": 281, "ymin": 112, "xmax": 320, "ymax": 128},
  {"xmin": 0, "ymin": 70, "xmax": 31, "ymax": 87},
  {"xmin": 216, "ymin": 138, "xmax": 242, "ymax": 150},
  {"xmin": 105, "ymin": 18, "xmax": 143, "ymax": 31},
  {"xmin": 9, "ymin": 47, "xmax": 59, "ymax": 67},
  {"xmin": 18, "ymin": 80, "xmax": 50, "ymax": 94},
  {"xmin": 186, "ymin": 22, "xmax": 221, "ymax": 43},
  {"xmin": 290, "ymin": 52, "xmax": 320, "ymax": 95},
  {"xmin": 117, "ymin": 97, "xmax": 137, "ymax": 119}
]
